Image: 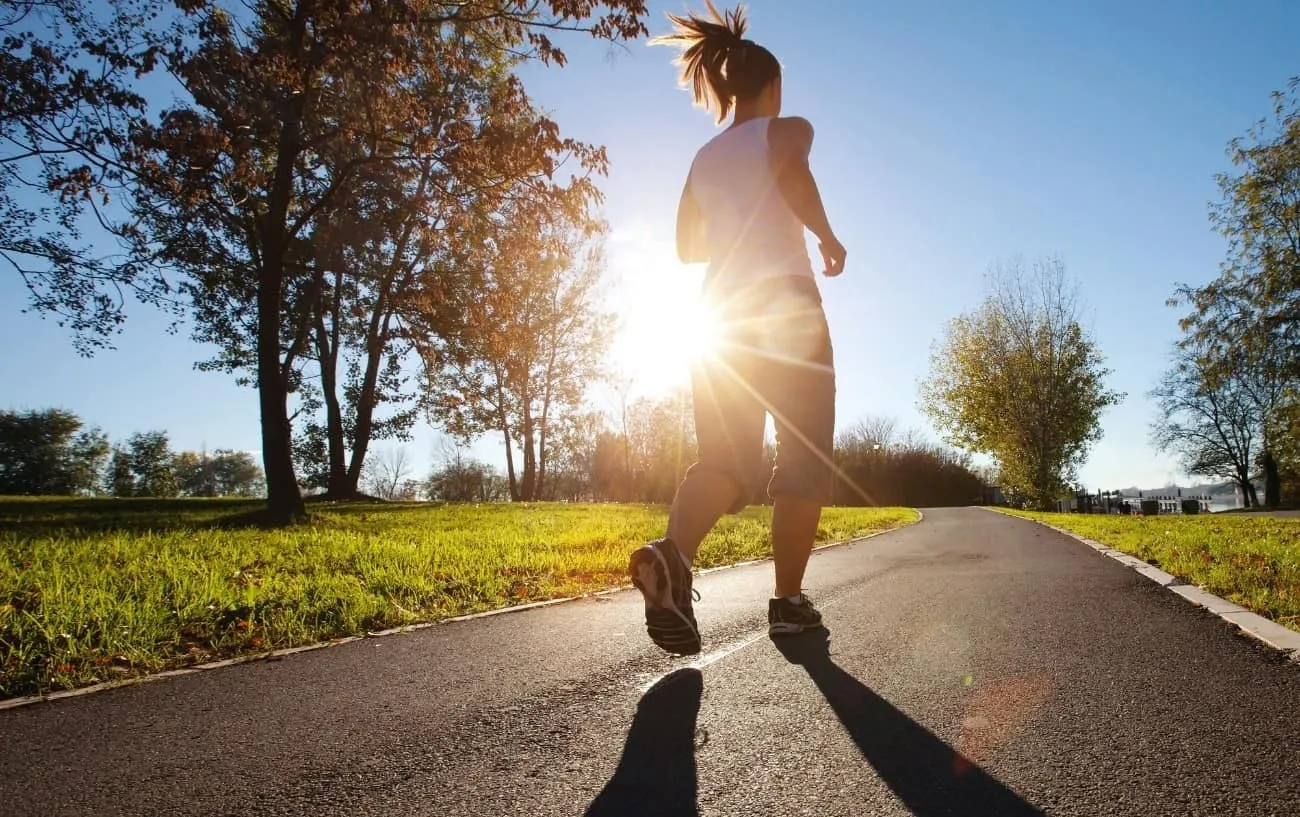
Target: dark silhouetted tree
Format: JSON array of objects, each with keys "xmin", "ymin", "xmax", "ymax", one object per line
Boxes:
[
  {"xmin": 125, "ymin": 0, "xmax": 648, "ymax": 524},
  {"xmin": 1150, "ymin": 342, "xmax": 1261, "ymax": 508},
  {"xmin": 425, "ymin": 440, "xmax": 508, "ymax": 502},
  {"xmin": 1171, "ymin": 78, "xmax": 1300, "ymax": 507},
  {"xmin": 833, "ymin": 415, "xmax": 984, "ymax": 508},
  {"xmin": 0, "ymin": 408, "xmax": 108, "ymax": 494},
  {"xmin": 1, "ymin": 0, "xmax": 178, "ymax": 353},
  {"xmin": 105, "ymin": 445, "xmax": 134, "ymax": 497},
  {"xmin": 125, "ymin": 430, "xmax": 175, "ymax": 497}
]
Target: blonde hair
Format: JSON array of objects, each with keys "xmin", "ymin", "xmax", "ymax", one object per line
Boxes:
[{"xmin": 650, "ymin": 1, "xmax": 781, "ymax": 123}]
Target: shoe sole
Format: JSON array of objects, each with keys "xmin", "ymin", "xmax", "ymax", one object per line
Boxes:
[
  {"xmin": 630, "ymin": 545, "xmax": 700, "ymax": 654},
  {"xmin": 768, "ymin": 620, "xmax": 826, "ymax": 636}
]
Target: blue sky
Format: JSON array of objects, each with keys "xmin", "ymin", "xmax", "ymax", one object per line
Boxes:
[{"xmin": 4, "ymin": 0, "xmax": 1299, "ymax": 492}]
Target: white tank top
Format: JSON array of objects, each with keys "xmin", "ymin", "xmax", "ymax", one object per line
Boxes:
[{"xmin": 687, "ymin": 116, "xmax": 813, "ymax": 290}]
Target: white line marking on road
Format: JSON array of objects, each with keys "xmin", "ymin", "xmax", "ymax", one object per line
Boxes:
[
  {"xmin": 3, "ymin": 517, "xmax": 920, "ymax": 711},
  {"xmin": 636, "ymin": 630, "xmax": 771, "ymax": 694},
  {"xmin": 635, "ymin": 597, "xmax": 850, "ymax": 694}
]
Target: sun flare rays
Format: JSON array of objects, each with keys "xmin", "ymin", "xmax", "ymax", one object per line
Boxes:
[{"xmin": 608, "ymin": 234, "xmax": 717, "ymax": 395}]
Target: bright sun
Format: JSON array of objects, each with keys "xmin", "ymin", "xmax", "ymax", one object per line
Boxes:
[{"xmin": 608, "ymin": 234, "xmax": 718, "ymax": 396}]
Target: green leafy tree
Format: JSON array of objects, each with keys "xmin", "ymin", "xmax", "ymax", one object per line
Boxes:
[
  {"xmin": 590, "ymin": 430, "xmax": 630, "ymax": 501},
  {"xmin": 125, "ymin": 430, "xmax": 176, "ymax": 497},
  {"xmin": 578, "ymin": 390, "xmax": 695, "ymax": 504},
  {"xmin": 11, "ymin": 0, "xmax": 647, "ymax": 520},
  {"xmin": 1263, "ymin": 392, "xmax": 1300, "ymax": 504},
  {"xmin": 624, "ymin": 391, "xmax": 694, "ymax": 504},
  {"xmin": 541, "ymin": 409, "xmax": 607, "ymax": 501},
  {"xmin": 105, "ymin": 445, "xmax": 134, "ymax": 497},
  {"xmin": 1172, "ymin": 77, "xmax": 1300, "ymax": 506},
  {"xmin": 0, "ymin": 408, "xmax": 108, "ymax": 494},
  {"xmin": 174, "ymin": 450, "xmax": 219, "ymax": 497},
  {"xmin": 920, "ymin": 258, "xmax": 1123, "ymax": 510},
  {"xmin": 211, "ymin": 449, "xmax": 264, "ymax": 497},
  {"xmin": 66, "ymin": 425, "xmax": 111, "ymax": 495},
  {"xmin": 292, "ymin": 38, "xmax": 601, "ymax": 500}
]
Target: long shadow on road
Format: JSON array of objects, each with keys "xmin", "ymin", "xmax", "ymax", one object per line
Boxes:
[
  {"xmin": 585, "ymin": 667, "xmax": 703, "ymax": 817},
  {"xmin": 774, "ymin": 629, "xmax": 1046, "ymax": 817}
]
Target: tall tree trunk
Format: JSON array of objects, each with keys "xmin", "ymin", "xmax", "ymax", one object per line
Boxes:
[
  {"xmin": 538, "ymin": 384, "xmax": 555, "ymax": 503},
  {"xmin": 619, "ymin": 390, "xmax": 632, "ymax": 503},
  {"xmin": 258, "ymin": 170, "xmax": 305, "ymax": 516},
  {"xmin": 256, "ymin": 10, "xmax": 308, "ymax": 525},
  {"xmin": 501, "ymin": 425, "xmax": 519, "ymax": 501},
  {"xmin": 1262, "ymin": 447, "xmax": 1281, "ymax": 507},
  {"xmin": 1034, "ymin": 447, "xmax": 1053, "ymax": 511},
  {"xmin": 494, "ymin": 372, "xmax": 519, "ymax": 501},
  {"xmin": 536, "ymin": 383, "xmax": 549, "ymax": 501},
  {"xmin": 536, "ymin": 315, "xmax": 565, "ymax": 504},
  {"xmin": 345, "ymin": 306, "xmax": 394, "ymax": 494},
  {"xmin": 341, "ymin": 169, "xmax": 429, "ymax": 496},
  {"xmin": 520, "ymin": 398, "xmax": 537, "ymax": 502},
  {"xmin": 258, "ymin": 260, "xmax": 304, "ymax": 523},
  {"xmin": 314, "ymin": 272, "xmax": 348, "ymax": 498},
  {"xmin": 536, "ymin": 418, "xmax": 549, "ymax": 501}
]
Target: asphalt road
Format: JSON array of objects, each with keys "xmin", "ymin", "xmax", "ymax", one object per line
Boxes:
[{"xmin": 3, "ymin": 507, "xmax": 1299, "ymax": 816}]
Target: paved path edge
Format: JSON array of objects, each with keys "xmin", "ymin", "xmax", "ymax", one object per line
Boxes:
[
  {"xmin": 0, "ymin": 509, "xmax": 924, "ymax": 712},
  {"xmin": 992, "ymin": 508, "xmax": 1300, "ymax": 661}
]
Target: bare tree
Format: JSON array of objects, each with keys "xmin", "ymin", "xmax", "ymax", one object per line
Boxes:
[
  {"xmin": 362, "ymin": 446, "xmax": 414, "ymax": 501},
  {"xmin": 1150, "ymin": 342, "xmax": 1261, "ymax": 507},
  {"xmin": 424, "ymin": 438, "xmax": 508, "ymax": 503},
  {"xmin": 836, "ymin": 416, "xmax": 898, "ymax": 455},
  {"xmin": 833, "ymin": 414, "xmax": 986, "ymax": 507},
  {"xmin": 426, "ymin": 207, "xmax": 612, "ymax": 502}
]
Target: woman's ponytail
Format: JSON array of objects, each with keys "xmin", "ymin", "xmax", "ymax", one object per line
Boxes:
[{"xmin": 651, "ymin": 2, "xmax": 780, "ymax": 123}]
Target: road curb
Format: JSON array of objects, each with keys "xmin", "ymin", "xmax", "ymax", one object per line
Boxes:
[
  {"xmin": 0, "ymin": 509, "xmax": 923, "ymax": 712},
  {"xmin": 1005, "ymin": 511, "xmax": 1300, "ymax": 661}
]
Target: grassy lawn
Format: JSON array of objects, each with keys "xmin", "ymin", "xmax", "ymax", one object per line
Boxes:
[
  {"xmin": 0, "ymin": 498, "xmax": 916, "ymax": 699},
  {"xmin": 1004, "ymin": 510, "xmax": 1300, "ymax": 634}
]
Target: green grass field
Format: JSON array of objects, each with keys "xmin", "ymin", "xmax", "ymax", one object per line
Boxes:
[
  {"xmin": 1005, "ymin": 510, "xmax": 1300, "ymax": 633},
  {"xmin": 0, "ymin": 498, "xmax": 916, "ymax": 699}
]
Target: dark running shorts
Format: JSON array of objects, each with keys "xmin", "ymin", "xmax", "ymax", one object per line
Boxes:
[{"xmin": 684, "ymin": 275, "xmax": 836, "ymax": 512}]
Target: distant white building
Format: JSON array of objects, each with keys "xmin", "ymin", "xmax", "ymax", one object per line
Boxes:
[
  {"xmin": 1057, "ymin": 490, "xmax": 1212, "ymax": 514},
  {"xmin": 1121, "ymin": 493, "xmax": 1212, "ymax": 515}
]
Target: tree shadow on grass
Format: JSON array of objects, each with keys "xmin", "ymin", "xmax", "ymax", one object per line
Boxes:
[
  {"xmin": 0, "ymin": 497, "xmax": 272, "ymax": 534},
  {"xmin": 585, "ymin": 667, "xmax": 703, "ymax": 817},
  {"xmin": 773, "ymin": 629, "xmax": 1045, "ymax": 817}
]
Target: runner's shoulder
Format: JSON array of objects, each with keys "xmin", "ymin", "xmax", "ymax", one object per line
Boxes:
[
  {"xmin": 769, "ymin": 116, "xmax": 814, "ymax": 153},
  {"xmin": 773, "ymin": 116, "xmax": 814, "ymax": 138}
]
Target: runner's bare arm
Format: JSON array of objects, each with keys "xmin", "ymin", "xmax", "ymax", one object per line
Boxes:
[
  {"xmin": 769, "ymin": 116, "xmax": 846, "ymax": 277},
  {"xmin": 676, "ymin": 178, "xmax": 708, "ymax": 264}
]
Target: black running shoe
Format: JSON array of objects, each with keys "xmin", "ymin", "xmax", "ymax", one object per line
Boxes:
[
  {"xmin": 768, "ymin": 594, "xmax": 824, "ymax": 636},
  {"xmin": 629, "ymin": 538, "xmax": 701, "ymax": 655}
]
